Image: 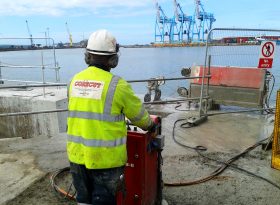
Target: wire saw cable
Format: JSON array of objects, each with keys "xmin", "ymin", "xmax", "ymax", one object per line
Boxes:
[
  {"xmin": 205, "ymin": 107, "xmax": 276, "ymax": 116},
  {"xmin": 164, "ymin": 117, "xmax": 279, "ymax": 190}
]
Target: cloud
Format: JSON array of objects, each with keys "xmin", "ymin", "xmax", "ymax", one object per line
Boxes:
[{"xmin": 0, "ymin": 0, "xmax": 153, "ymax": 16}]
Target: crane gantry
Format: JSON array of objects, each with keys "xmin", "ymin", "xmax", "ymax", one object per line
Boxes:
[
  {"xmin": 192, "ymin": 0, "xmax": 216, "ymax": 42},
  {"xmin": 173, "ymin": 0, "xmax": 193, "ymax": 42},
  {"xmin": 154, "ymin": 0, "xmax": 177, "ymax": 43},
  {"xmin": 154, "ymin": 0, "xmax": 215, "ymax": 44},
  {"xmin": 65, "ymin": 22, "xmax": 73, "ymax": 47}
]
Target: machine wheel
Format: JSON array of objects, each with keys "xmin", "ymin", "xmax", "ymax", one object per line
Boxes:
[
  {"xmin": 144, "ymin": 93, "xmax": 151, "ymax": 102},
  {"xmin": 177, "ymin": 87, "xmax": 188, "ymax": 97}
]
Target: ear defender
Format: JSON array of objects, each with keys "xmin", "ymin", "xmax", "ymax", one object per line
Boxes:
[
  {"xmin": 108, "ymin": 54, "xmax": 119, "ymax": 68},
  {"xmin": 84, "ymin": 52, "xmax": 91, "ymax": 65}
]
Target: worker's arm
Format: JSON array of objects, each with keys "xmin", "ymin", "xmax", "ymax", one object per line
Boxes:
[{"xmin": 116, "ymin": 78, "xmax": 154, "ymax": 131}]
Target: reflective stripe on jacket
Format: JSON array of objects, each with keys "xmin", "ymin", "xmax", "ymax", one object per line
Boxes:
[{"xmin": 67, "ymin": 66, "xmax": 152, "ymax": 169}]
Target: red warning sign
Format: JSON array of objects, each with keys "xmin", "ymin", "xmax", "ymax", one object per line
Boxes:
[
  {"xmin": 258, "ymin": 41, "xmax": 276, "ymax": 69},
  {"xmin": 258, "ymin": 58, "xmax": 274, "ymax": 69},
  {"xmin": 262, "ymin": 42, "xmax": 274, "ymax": 58}
]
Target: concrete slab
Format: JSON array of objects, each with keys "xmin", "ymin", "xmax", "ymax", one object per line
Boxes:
[
  {"xmin": 0, "ymin": 87, "xmax": 68, "ymax": 139},
  {"xmin": 0, "ymin": 152, "xmax": 44, "ymax": 205},
  {"xmin": 0, "ymin": 134, "xmax": 70, "ymax": 205}
]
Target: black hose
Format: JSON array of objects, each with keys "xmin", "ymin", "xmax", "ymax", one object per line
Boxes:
[{"xmin": 165, "ymin": 117, "xmax": 279, "ymax": 190}]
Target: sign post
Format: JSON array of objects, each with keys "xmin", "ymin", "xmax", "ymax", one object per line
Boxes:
[{"xmin": 258, "ymin": 41, "xmax": 276, "ymax": 69}]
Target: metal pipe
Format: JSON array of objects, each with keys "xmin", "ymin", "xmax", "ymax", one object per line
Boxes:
[
  {"xmin": 0, "ymin": 106, "xmax": 272, "ymax": 118},
  {"xmin": 0, "ymin": 97, "xmax": 211, "ymax": 117},
  {"xmin": 0, "ymin": 76, "xmax": 211, "ymax": 89},
  {"xmin": 0, "ymin": 79, "xmax": 60, "ymax": 84},
  {"xmin": 143, "ymin": 96, "xmax": 209, "ymax": 104},
  {"xmin": 211, "ymin": 28, "xmax": 280, "ymax": 32},
  {"xmin": 206, "ymin": 55, "xmax": 211, "ymax": 105},
  {"xmin": 198, "ymin": 35, "xmax": 209, "ymax": 117},
  {"xmin": 0, "ymin": 83, "xmax": 67, "ymax": 89},
  {"xmin": 205, "ymin": 107, "xmax": 275, "ymax": 116},
  {"xmin": 41, "ymin": 51, "xmax": 46, "ymax": 97},
  {"xmin": 0, "ymin": 64, "xmax": 59, "ymax": 69},
  {"xmin": 0, "ymin": 109, "xmax": 67, "ymax": 117},
  {"xmin": 128, "ymin": 76, "xmax": 210, "ymax": 83},
  {"xmin": 0, "ymin": 61, "xmax": 2, "ymax": 82}
]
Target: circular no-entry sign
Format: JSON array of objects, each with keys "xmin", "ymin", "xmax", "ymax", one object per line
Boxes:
[{"xmin": 262, "ymin": 42, "xmax": 275, "ymax": 58}]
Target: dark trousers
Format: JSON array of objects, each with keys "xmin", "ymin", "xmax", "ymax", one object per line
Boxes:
[{"xmin": 70, "ymin": 162, "xmax": 124, "ymax": 205}]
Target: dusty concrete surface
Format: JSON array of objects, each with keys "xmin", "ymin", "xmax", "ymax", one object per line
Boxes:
[
  {"xmin": 1, "ymin": 105, "xmax": 280, "ymax": 205},
  {"xmin": 0, "ymin": 151, "xmax": 45, "ymax": 205}
]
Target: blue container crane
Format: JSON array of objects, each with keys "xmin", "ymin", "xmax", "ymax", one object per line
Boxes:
[
  {"xmin": 173, "ymin": 0, "xmax": 193, "ymax": 43},
  {"xmin": 192, "ymin": 0, "xmax": 216, "ymax": 42},
  {"xmin": 154, "ymin": 1, "xmax": 177, "ymax": 43}
]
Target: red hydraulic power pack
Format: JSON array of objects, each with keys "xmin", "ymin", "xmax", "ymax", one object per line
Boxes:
[{"xmin": 117, "ymin": 115, "xmax": 164, "ymax": 205}]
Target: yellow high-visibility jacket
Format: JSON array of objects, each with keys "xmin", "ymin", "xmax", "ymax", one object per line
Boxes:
[{"xmin": 67, "ymin": 66, "xmax": 152, "ymax": 169}]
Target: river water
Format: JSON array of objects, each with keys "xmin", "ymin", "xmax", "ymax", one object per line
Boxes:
[{"xmin": 0, "ymin": 46, "xmax": 279, "ymax": 105}]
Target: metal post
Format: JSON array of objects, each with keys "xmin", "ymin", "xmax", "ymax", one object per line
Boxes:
[
  {"xmin": 205, "ymin": 55, "xmax": 211, "ymax": 110},
  {"xmin": 41, "ymin": 51, "xmax": 46, "ymax": 97},
  {"xmin": 198, "ymin": 33, "xmax": 210, "ymax": 116},
  {"xmin": 0, "ymin": 61, "xmax": 3, "ymax": 85},
  {"xmin": 50, "ymin": 38, "xmax": 60, "ymax": 83},
  {"xmin": 47, "ymin": 27, "xmax": 50, "ymax": 47},
  {"xmin": 44, "ymin": 32, "xmax": 47, "ymax": 47}
]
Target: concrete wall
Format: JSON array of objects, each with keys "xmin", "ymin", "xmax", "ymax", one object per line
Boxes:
[{"xmin": 0, "ymin": 87, "xmax": 68, "ymax": 139}]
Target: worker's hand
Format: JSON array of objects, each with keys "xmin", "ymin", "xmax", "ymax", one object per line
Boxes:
[{"xmin": 148, "ymin": 122, "xmax": 159, "ymax": 138}]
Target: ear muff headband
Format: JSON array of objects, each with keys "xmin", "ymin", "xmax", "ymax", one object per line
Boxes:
[{"xmin": 115, "ymin": 43, "xmax": 120, "ymax": 53}]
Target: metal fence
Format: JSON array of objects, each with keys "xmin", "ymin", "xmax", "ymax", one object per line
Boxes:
[
  {"xmin": 0, "ymin": 37, "xmax": 61, "ymax": 88},
  {"xmin": 1, "ymin": 29, "xmax": 279, "ymax": 123},
  {"xmin": 198, "ymin": 28, "xmax": 280, "ymax": 116}
]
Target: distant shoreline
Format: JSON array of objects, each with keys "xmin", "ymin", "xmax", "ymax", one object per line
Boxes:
[
  {"xmin": 0, "ymin": 42, "xmax": 262, "ymax": 52},
  {"xmin": 0, "ymin": 46, "xmax": 83, "ymax": 52}
]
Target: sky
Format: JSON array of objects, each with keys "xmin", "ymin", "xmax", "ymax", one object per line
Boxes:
[{"xmin": 0, "ymin": 0, "xmax": 279, "ymax": 45}]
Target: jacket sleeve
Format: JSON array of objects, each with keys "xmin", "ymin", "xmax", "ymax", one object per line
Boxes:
[{"xmin": 115, "ymin": 78, "xmax": 153, "ymax": 130}]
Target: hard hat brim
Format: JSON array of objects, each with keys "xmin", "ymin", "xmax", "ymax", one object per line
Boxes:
[{"xmin": 86, "ymin": 48, "xmax": 117, "ymax": 56}]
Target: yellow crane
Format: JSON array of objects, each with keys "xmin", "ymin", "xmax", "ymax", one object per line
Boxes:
[
  {"xmin": 25, "ymin": 20, "xmax": 34, "ymax": 47},
  {"xmin": 65, "ymin": 22, "xmax": 73, "ymax": 47}
]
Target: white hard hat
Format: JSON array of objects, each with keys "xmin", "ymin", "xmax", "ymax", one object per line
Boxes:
[{"xmin": 86, "ymin": 30, "xmax": 119, "ymax": 55}]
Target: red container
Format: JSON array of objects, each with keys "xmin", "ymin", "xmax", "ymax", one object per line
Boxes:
[
  {"xmin": 191, "ymin": 65, "xmax": 266, "ymax": 89},
  {"xmin": 117, "ymin": 117, "xmax": 162, "ymax": 205}
]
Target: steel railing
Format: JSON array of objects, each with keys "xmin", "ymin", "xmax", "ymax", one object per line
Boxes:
[
  {"xmin": 0, "ymin": 75, "xmax": 212, "ymax": 117},
  {"xmin": 0, "ymin": 37, "xmax": 61, "ymax": 97}
]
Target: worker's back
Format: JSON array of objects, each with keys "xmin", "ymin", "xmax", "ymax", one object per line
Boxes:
[
  {"xmin": 67, "ymin": 66, "xmax": 127, "ymax": 169},
  {"xmin": 67, "ymin": 66, "xmax": 152, "ymax": 169}
]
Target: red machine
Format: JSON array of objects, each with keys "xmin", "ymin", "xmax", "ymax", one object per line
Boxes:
[{"xmin": 117, "ymin": 116, "xmax": 164, "ymax": 205}]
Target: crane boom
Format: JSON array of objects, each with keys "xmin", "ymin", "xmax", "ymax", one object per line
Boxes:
[
  {"xmin": 192, "ymin": 0, "xmax": 216, "ymax": 42},
  {"xmin": 25, "ymin": 20, "xmax": 34, "ymax": 47},
  {"xmin": 173, "ymin": 0, "xmax": 179, "ymax": 21},
  {"xmin": 195, "ymin": 0, "xmax": 202, "ymax": 19},
  {"xmin": 65, "ymin": 22, "xmax": 73, "ymax": 47}
]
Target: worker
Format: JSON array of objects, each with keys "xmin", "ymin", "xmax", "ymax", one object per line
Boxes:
[{"xmin": 67, "ymin": 29, "xmax": 155, "ymax": 205}]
